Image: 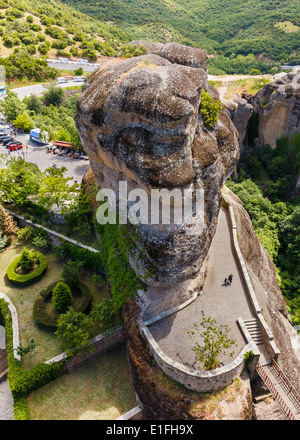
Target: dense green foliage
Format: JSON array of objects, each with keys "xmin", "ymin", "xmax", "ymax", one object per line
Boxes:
[
  {"xmin": 0, "ymin": 51, "xmax": 58, "ymax": 82},
  {"xmin": 0, "ymin": 0, "xmax": 127, "ymax": 61},
  {"xmin": 62, "ymin": 0, "xmax": 300, "ymax": 65},
  {"xmin": 94, "ymin": 209, "xmax": 147, "ymax": 312}
]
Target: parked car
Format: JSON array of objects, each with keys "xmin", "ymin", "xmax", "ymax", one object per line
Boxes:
[
  {"xmin": 2, "ymin": 137, "xmax": 14, "ymax": 145},
  {"xmin": 0, "ymin": 136, "xmax": 12, "ymax": 144},
  {"xmin": 7, "ymin": 142, "xmax": 22, "ymax": 149},
  {"xmin": 6, "ymin": 141, "xmax": 18, "ymax": 147},
  {"xmin": 8, "ymin": 144, "xmax": 23, "ymax": 151},
  {"xmin": 74, "ymin": 76, "xmax": 86, "ymax": 82},
  {"xmin": 77, "ymin": 59, "xmax": 89, "ymax": 64},
  {"xmin": 57, "ymin": 77, "xmax": 68, "ymax": 84}
]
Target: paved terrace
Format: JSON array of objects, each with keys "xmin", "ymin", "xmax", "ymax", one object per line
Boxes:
[{"xmin": 149, "ymin": 205, "xmax": 256, "ymax": 369}]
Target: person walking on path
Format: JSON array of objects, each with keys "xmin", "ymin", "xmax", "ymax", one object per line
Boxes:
[
  {"xmin": 228, "ymin": 274, "xmax": 233, "ymax": 284},
  {"xmin": 223, "ymin": 277, "xmax": 229, "ymax": 286}
]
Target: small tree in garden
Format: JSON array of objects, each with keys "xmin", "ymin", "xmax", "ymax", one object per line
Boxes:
[
  {"xmin": 55, "ymin": 307, "xmax": 93, "ymax": 356},
  {"xmin": 62, "ymin": 260, "xmax": 84, "ymax": 288},
  {"xmin": 16, "ymin": 339, "xmax": 35, "ymax": 357},
  {"xmin": 16, "ymin": 226, "xmax": 34, "ymax": 241},
  {"xmin": 187, "ymin": 311, "xmax": 237, "ymax": 370},
  {"xmin": 52, "ymin": 282, "xmax": 72, "ymax": 313},
  {"xmin": 20, "ymin": 247, "xmax": 36, "ymax": 273}
]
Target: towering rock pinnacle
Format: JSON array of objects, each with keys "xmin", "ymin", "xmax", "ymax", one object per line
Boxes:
[{"xmin": 75, "ymin": 42, "xmax": 240, "ymax": 286}]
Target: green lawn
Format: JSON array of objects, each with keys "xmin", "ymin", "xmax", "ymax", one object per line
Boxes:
[
  {"xmin": 26, "ymin": 344, "xmax": 137, "ymax": 420},
  {"xmin": 0, "ymin": 238, "xmax": 109, "ymax": 370}
]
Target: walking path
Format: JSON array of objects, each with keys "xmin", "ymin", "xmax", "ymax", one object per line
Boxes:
[{"xmin": 149, "ymin": 206, "xmax": 256, "ymax": 369}]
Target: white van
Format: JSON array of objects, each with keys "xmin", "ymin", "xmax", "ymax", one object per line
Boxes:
[
  {"xmin": 77, "ymin": 59, "xmax": 89, "ymax": 64},
  {"xmin": 74, "ymin": 76, "xmax": 86, "ymax": 82},
  {"xmin": 57, "ymin": 77, "xmax": 68, "ymax": 84},
  {"xmin": 0, "ymin": 125, "xmax": 11, "ymax": 135},
  {"xmin": 58, "ymin": 57, "xmax": 69, "ymax": 62}
]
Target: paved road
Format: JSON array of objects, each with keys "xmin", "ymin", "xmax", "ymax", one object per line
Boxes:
[
  {"xmin": 11, "ymin": 80, "xmax": 85, "ymax": 100},
  {"xmin": 149, "ymin": 206, "xmax": 255, "ymax": 369},
  {"xmin": 0, "ymin": 134, "xmax": 90, "ymax": 183}
]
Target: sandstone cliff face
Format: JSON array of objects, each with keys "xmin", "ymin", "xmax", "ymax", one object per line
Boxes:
[
  {"xmin": 75, "ymin": 43, "xmax": 239, "ymax": 286},
  {"xmin": 249, "ymin": 70, "xmax": 300, "ymax": 149}
]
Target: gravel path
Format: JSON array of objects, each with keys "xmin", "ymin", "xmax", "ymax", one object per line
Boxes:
[{"xmin": 149, "ymin": 206, "xmax": 256, "ymax": 369}]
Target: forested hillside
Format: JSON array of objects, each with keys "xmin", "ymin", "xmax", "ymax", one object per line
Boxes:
[
  {"xmin": 62, "ymin": 0, "xmax": 300, "ymax": 64},
  {"xmin": 0, "ymin": 0, "xmax": 127, "ymax": 60}
]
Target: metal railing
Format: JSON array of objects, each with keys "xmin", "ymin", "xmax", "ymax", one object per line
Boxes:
[
  {"xmin": 270, "ymin": 359, "xmax": 300, "ymax": 413},
  {"xmin": 256, "ymin": 363, "xmax": 297, "ymax": 420}
]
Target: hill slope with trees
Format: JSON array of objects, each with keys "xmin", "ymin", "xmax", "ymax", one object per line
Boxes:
[{"xmin": 61, "ymin": 0, "xmax": 300, "ymax": 64}]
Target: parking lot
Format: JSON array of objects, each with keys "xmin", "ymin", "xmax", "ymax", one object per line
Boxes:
[{"xmin": 0, "ymin": 133, "xmax": 90, "ymax": 183}]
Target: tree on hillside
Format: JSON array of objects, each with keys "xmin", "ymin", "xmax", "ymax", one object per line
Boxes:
[
  {"xmin": 0, "ymin": 156, "xmax": 41, "ymax": 205},
  {"xmin": 13, "ymin": 113, "xmax": 34, "ymax": 133},
  {"xmin": 37, "ymin": 166, "xmax": 79, "ymax": 213},
  {"xmin": 0, "ymin": 90, "xmax": 27, "ymax": 122},
  {"xmin": 42, "ymin": 83, "xmax": 64, "ymax": 106}
]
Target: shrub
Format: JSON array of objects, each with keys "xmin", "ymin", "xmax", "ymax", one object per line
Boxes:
[
  {"xmin": 7, "ymin": 252, "xmax": 47, "ymax": 285},
  {"xmin": 0, "ymin": 230, "xmax": 11, "ymax": 252},
  {"xmin": 52, "ymin": 282, "xmax": 72, "ymax": 313},
  {"xmin": 199, "ymin": 90, "xmax": 222, "ymax": 128},
  {"xmin": 62, "ymin": 259, "xmax": 84, "ymax": 287},
  {"xmin": 16, "ymin": 226, "xmax": 34, "ymax": 241},
  {"xmin": 19, "ymin": 247, "xmax": 36, "ymax": 273},
  {"xmin": 33, "ymin": 280, "xmax": 91, "ymax": 330},
  {"xmin": 74, "ymin": 67, "xmax": 83, "ymax": 76}
]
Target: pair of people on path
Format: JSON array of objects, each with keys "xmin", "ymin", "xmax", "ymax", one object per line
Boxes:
[{"xmin": 224, "ymin": 274, "xmax": 233, "ymax": 286}]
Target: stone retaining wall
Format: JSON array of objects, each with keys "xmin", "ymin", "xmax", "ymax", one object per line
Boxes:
[
  {"xmin": 45, "ymin": 327, "xmax": 125, "ymax": 372},
  {"xmin": 5, "ymin": 209, "xmax": 99, "ymax": 253},
  {"xmin": 223, "ymin": 200, "xmax": 280, "ymax": 360},
  {"xmin": 143, "ymin": 326, "xmax": 258, "ymax": 393}
]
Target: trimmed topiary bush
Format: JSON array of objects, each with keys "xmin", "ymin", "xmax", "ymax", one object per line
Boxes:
[
  {"xmin": 6, "ymin": 252, "xmax": 47, "ymax": 285},
  {"xmin": 19, "ymin": 247, "xmax": 35, "ymax": 273},
  {"xmin": 33, "ymin": 280, "xmax": 92, "ymax": 331},
  {"xmin": 52, "ymin": 282, "xmax": 72, "ymax": 313}
]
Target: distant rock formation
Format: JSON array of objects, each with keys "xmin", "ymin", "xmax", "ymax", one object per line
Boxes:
[
  {"xmin": 235, "ymin": 70, "xmax": 300, "ymax": 150},
  {"xmin": 75, "ymin": 42, "xmax": 239, "ymax": 286}
]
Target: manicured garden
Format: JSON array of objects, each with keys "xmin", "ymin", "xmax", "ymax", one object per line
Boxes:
[{"xmin": 0, "ymin": 204, "xmax": 140, "ymax": 419}]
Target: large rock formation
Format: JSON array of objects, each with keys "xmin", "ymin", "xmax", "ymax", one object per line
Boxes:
[
  {"xmin": 247, "ymin": 70, "xmax": 300, "ymax": 149},
  {"xmin": 75, "ymin": 42, "xmax": 239, "ymax": 286}
]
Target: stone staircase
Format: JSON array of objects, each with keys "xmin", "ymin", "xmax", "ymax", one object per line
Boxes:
[{"xmin": 243, "ymin": 318, "xmax": 271, "ymax": 366}]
